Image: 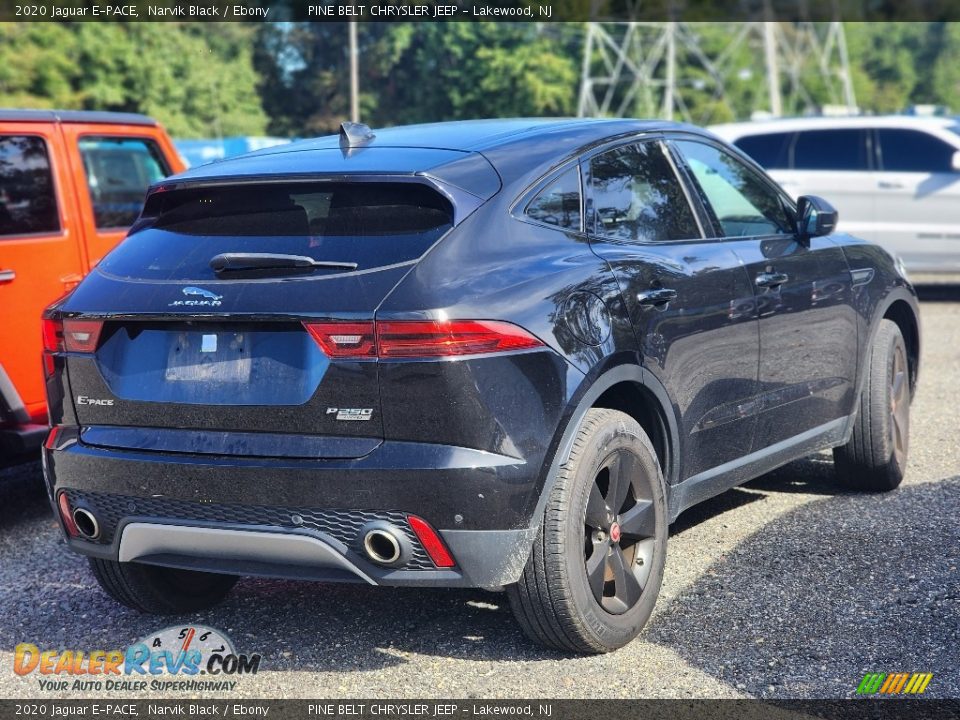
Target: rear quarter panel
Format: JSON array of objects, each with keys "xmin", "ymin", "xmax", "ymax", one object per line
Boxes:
[{"xmin": 376, "ymin": 196, "xmax": 639, "ymax": 526}]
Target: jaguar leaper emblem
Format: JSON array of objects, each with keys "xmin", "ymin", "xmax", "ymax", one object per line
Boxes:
[
  {"xmin": 169, "ymin": 286, "xmax": 223, "ymax": 307},
  {"xmin": 182, "ymin": 286, "xmax": 222, "ymax": 301}
]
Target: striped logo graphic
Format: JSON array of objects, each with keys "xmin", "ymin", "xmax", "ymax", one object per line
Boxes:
[{"xmin": 856, "ymin": 672, "xmax": 933, "ymax": 695}]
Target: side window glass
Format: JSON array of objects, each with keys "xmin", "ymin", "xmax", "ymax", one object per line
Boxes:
[
  {"xmin": 79, "ymin": 137, "xmax": 170, "ymax": 229},
  {"xmin": 734, "ymin": 132, "xmax": 792, "ymax": 169},
  {"xmin": 588, "ymin": 142, "xmax": 699, "ymax": 243},
  {"xmin": 674, "ymin": 140, "xmax": 792, "ymax": 238},
  {"xmin": 0, "ymin": 135, "xmax": 60, "ymax": 237},
  {"xmin": 525, "ymin": 166, "xmax": 581, "ymax": 230},
  {"xmin": 792, "ymin": 129, "xmax": 869, "ymax": 170},
  {"xmin": 877, "ymin": 129, "xmax": 956, "ymax": 173}
]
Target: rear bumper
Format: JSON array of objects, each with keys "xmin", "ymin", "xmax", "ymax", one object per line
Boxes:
[{"xmin": 43, "ymin": 432, "xmax": 544, "ymax": 588}]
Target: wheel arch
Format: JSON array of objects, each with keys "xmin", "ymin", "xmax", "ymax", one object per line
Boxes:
[
  {"xmin": 528, "ymin": 360, "xmax": 681, "ymax": 534},
  {"xmin": 881, "ymin": 297, "xmax": 920, "ymax": 396}
]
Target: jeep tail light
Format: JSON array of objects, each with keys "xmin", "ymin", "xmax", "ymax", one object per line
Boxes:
[
  {"xmin": 303, "ymin": 322, "xmax": 377, "ymax": 359},
  {"xmin": 303, "ymin": 320, "xmax": 544, "ymax": 359},
  {"xmin": 407, "ymin": 515, "xmax": 455, "ymax": 568},
  {"xmin": 377, "ymin": 320, "xmax": 543, "ymax": 358}
]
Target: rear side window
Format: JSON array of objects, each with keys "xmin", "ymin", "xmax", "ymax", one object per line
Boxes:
[
  {"xmin": 792, "ymin": 129, "xmax": 869, "ymax": 170},
  {"xmin": 588, "ymin": 142, "xmax": 699, "ymax": 243},
  {"xmin": 79, "ymin": 137, "xmax": 170, "ymax": 229},
  {"xmin": 525, "ymin": 167, "xmax": 581, "ymax": 230},
  {"xmin": 0, "ymin": 135, "xmax": 60, "ymax": 237},
  {"xmin": 98, "ymin": 182, "xmax": 454, "ymax": 281},
  {"xmin": 877, "ymin": 129, "xmax": 957, "ymax": 173},
  {"xmin": 734, "ymin": 132, "xmax": 792, "ymax": 169}
]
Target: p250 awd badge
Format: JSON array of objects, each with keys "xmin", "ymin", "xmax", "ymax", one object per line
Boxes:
[{"xmin": 327, "ymin": 407, "xmax": 373, "ymax": 421}]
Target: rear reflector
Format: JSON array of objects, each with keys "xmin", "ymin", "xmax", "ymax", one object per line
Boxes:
[
  {"xmin": 44, "ymin": 426, "xmax": 61, "ymax": 451},
  {"xmin": 303, "ymin": 320, "xmax": 543, "ymax": 360},
  {"xmin": 407, "ymin": 515, "xmax": 455, "ymax": 568},
  {"xmin": 57, "ymin": 492, "xmax": 79, "ymax": 538}
]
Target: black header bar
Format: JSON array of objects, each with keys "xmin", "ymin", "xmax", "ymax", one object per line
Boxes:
[{"xmin": 4, "ymin": 0, "xmax": 960, "ymax": 22}]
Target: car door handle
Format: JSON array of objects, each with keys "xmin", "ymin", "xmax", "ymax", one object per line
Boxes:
[
  {"xmin": 755, "ymin": 271, "xmax": 789, "ymax": 289},
  {"xmin": 0, "ymin": 269, "xmax": 15, "ymax": 283},
  {"xmin": 637, "ymin": 288, "xmax": 678, "ymax": 307},
  {"xmin": 878, "ymin": 181, "xmax": 904, "ymax": 189}
]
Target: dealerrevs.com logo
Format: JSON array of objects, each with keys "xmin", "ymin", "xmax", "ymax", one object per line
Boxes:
[{"xmin": 14, "ymin": 625, "xmax": 261, "ymax": 693}]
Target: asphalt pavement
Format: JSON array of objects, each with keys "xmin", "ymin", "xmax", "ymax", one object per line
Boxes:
[{"xmin": 1, "ymin": 288, "xmax": 957, "ymax": 700}]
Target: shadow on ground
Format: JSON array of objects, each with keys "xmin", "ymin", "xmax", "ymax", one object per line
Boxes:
[
  {"xmin": 0, "ymin": 460, "xmax": 48, "ymax": 526},
  {"xmin": 648, "ymin": 476, "xmax": 960, "ymax": 698}
]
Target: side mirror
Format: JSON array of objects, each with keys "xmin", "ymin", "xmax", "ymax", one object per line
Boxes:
[
  {"xmin": 796, "ymin": 195, "xmax": 838, "ymax": 240},
  {"xmin": 951, "ymin": 150, "xmax": 960, "ymax": 172}
]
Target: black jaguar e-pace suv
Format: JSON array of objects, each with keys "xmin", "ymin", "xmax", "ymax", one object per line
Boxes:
[{"xmin": 42, "ymin": 119, "xmax": 919, "ymax": 653}]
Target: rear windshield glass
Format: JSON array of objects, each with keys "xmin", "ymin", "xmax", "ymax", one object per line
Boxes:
[{"xmin": 98, "ymin": 182, "xmax": 454, "ymax": 280}]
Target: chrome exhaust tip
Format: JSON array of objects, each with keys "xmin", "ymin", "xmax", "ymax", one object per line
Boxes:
[
  {"xmin": 364, "ymin": 529, "xmax": 402, "ymax": 564},
  {"xmin": 359, "ymin": 522, "xmax": 411, "ymax": 567},
  {"xmin": 73, "ymin": 507, "xmax": 101, "ymax": 540}
]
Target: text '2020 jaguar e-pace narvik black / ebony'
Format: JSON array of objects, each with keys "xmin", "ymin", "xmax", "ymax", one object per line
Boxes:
[{"xmin": 42, "ymin": 119, "xmax": 919, "ymax": 653}]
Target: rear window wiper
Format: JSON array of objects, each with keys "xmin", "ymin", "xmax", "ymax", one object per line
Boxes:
[{"xmin": 210, "ymin": 253, "xmax": 358, "ymax": 276}]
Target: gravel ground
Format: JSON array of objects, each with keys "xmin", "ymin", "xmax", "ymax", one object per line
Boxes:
[{"xmin": 0, "ymin": 289, "xmax": 957, "ymax": 700}]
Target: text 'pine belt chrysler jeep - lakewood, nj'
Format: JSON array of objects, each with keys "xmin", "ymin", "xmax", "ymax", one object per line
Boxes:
[{"xmin": 42, "ymin": 119, "xmax": 919, "ymax": 653}]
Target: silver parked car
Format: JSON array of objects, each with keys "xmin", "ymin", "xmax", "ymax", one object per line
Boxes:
[{"xmin": 710, "ymin": 116, "xmax": 960, "ymax": 273}]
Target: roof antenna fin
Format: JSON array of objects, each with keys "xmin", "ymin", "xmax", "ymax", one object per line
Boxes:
[{"xmin": 339, "ymin": 121, "xmax": 375, "ymax": 150}]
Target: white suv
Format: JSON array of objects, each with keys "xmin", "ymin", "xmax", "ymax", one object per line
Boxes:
[{"xmin": 710, "ymin": 115, "xmax": 960, "ymax": 273}]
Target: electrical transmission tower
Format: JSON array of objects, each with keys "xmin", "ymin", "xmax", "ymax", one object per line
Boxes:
[{"xmin": 577, "ymin": 21, "xmax": 857, "ymax": 123}]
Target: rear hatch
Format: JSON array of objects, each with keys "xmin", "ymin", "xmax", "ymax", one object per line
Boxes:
[{"xmin": 63, "ymin": 179, "xmax": 455, "ymax": 459}]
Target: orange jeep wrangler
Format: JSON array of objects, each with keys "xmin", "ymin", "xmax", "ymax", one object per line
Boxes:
[{"xmin": 0, "ymin": 110, "xmax": 185, "ymax": 463}]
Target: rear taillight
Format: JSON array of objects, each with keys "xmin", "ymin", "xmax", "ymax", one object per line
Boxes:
[
  {"xmin": 304, "ymin": 322, "xmax": 377, "ymax": 359},
  {"xmin": 43, "ymin": 319, "xmax": 103, "ymax": 354},
  {"xmin": 377, "ymin": 320, "xmax": 543, "ymax": 358},
  {"xmin": 62, "ymin": 320, "xmax": 103, "ymax": 353},
  {"xmin": 42, "ymin": 318, "xmax": 64, "ymax": 354},
  {"xmin": 42, "ymin": 318, "xmax": 63, "ymax": 377},
  {"xmin": 43, "ymin": 318, "xmax": 103, "ymax": 376},
  {"xmin": 303, "ymin": 320, "xmax": 543, "ymax": 359},
  {"xmin": 407, "ymin": 515, "xmax": 455, "ymax": 568}
]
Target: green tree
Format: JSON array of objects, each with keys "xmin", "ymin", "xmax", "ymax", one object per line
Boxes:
[
  {"xmin": 0, "ymin": 22, "xmax": 268, "ymax": 137},
  {"xmin": 254, "ymin": 23, "xmax": 579, "ymax": 136},
  {"xmin": 930, "ymin": 23, "xmax": 960, "ymax": 111},
  {"xmin": 845, "ymin": 22, "xmax": 924, "ymax": 113}
]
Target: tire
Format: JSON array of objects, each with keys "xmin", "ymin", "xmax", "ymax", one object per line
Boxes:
[
  {"xmin": 89, "ymin": 558, "xmax": 237, "ymax": 614},
  {"xmin": 508, "ymin": 408, "xmax": 668, "ymax": 654},
  {"xmin": 833, "ymin": 319, "xmax": 911, "ymax": 491}
]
